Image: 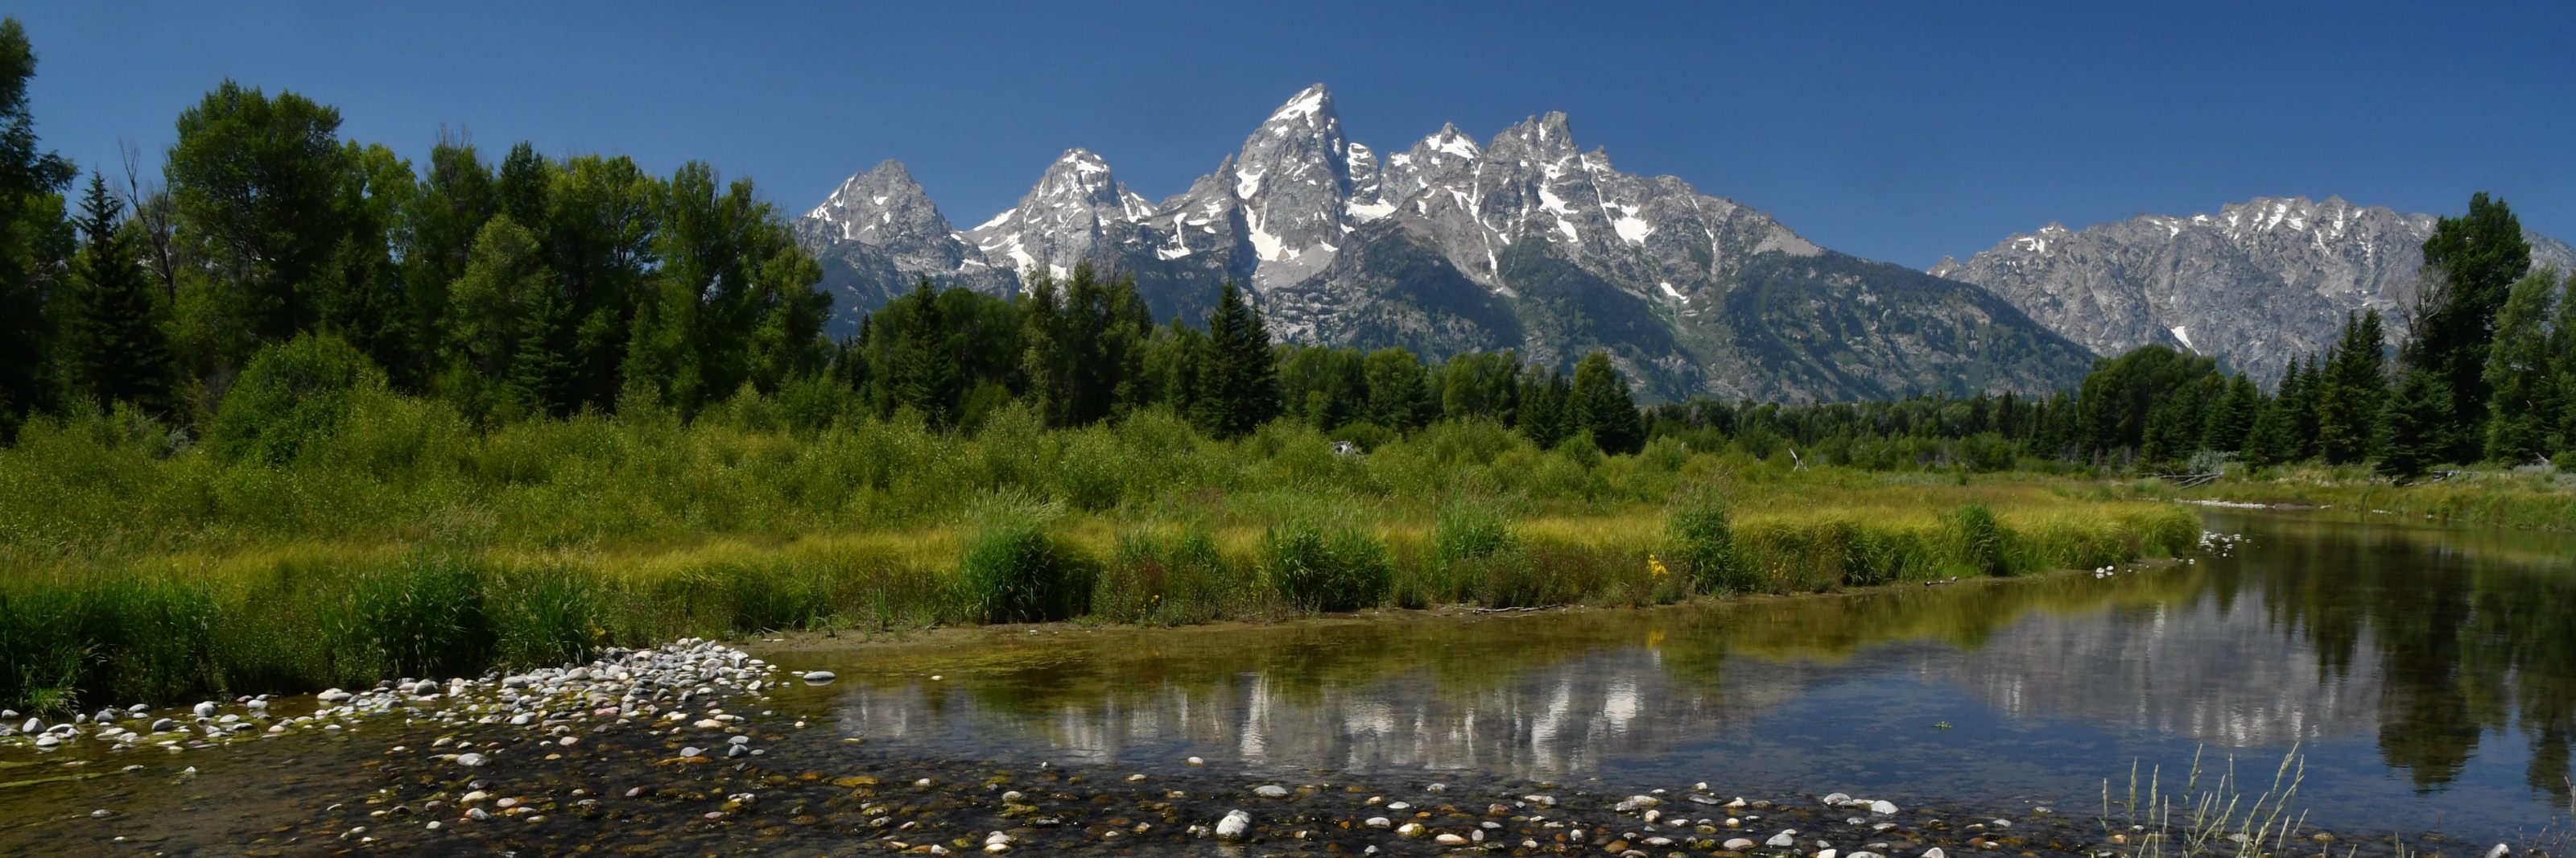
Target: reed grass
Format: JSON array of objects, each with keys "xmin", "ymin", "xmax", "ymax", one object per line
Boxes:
[{"xmin": 2100, "ymin": 746, "xmax": 2311, "ymax": 858}]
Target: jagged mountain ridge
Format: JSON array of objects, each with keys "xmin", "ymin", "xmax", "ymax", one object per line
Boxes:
[
  {"xmin": 1932, "ymin": 196, "xmax": 2576, "ymax": 384},
  {"xmin": 797, "ymin": 85, "xmax": 2095, "ymax": 402}
]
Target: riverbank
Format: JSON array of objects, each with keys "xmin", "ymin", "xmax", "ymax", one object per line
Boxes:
[
  {"xmin": 0, "ymin": 477, "xmax": 2198, "ymax": 716},
  {"xmin": 2153, "ymin": 464, "xmax": 2576, "ymax": 530}
]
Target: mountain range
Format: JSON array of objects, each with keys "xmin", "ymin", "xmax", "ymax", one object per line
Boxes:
[
  {"xmin": 1931, "ymin": 198, "xmax": 2576, "ymax": 383},
  {"xmin": 794, "ymin": 85, "xmax": 2569, "ymax": 400}
]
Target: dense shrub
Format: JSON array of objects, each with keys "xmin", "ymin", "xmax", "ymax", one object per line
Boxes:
[{"xmin": 208, "ymin": 333, "xmax": 386, "ymax": 465}]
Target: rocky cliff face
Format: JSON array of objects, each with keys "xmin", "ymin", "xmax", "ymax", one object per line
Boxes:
[
  {"xmin": 793, "ymin": 160, "xmax": 1011, "ymax": 332},
  {"xmin": 1933, "ymin": 196, "xmax": 2576, "ymax": 384},
  {"xmin": 796, "ymin": 85, "xmax": 2096, "ymax": 402}
]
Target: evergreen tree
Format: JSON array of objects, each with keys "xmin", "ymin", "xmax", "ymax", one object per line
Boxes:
[
  {"xmin": 2379, "ymin": 365, "xmax": 2450, "ymax": 482},
  {"xmin": 2411, "ymin": 192, "xmax": 2533, "ymax": 462},
  {"xmin": 1022, "ymin": 263, "xmax": 1151, "ymax": 427},
  {"xmin": 2285, "ymin": 356, "xmax": 2323, "ymax": 461},
  {"xmin": 2200, "ymin": 373, "xmax": 2260, "ymax": 454},
  {"xmin": 1568, "ymin": 351, "xmax": 1645, "ymax": 455},
  {"xmin": 2314, "ymin": 310, "xmax": 2387, "ymax": 464},
  {"xmin": 2242, "ymin": 388, "xmax": 2297, "ymax": 467},
  {"xmin": 1191, "ymin": 282, "xmax": 1278, "ymax": 438},
  {"xmin": 1517, "ymin": 367, "xmax": 1572, "ymax": 448},
  {"xmin": 0, "ymin": 17, "xmax": 73, "ymax": 435},
  {"xmin": 60, "ymin": 172, "xmax": 175, "ymax": 412},
  {"xmin": 2482, "ymin": 268, "xmax": 2559, "ymax": 465}
]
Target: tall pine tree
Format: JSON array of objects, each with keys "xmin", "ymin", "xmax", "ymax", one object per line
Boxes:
[
  {"xmin": 1191, "ymin": 282, "xmax": 1278, "ymax": 438},
  {"xmin": 2379, "ymin": 365, "xmax": 2449, "ymax": 482},
  {"xmin": 2200, "ymin": 373, "xmax": 2260, "ymax": 455},
  {"xmin": 61, "ymin": 172, "xmax": 176, "ymax": 413},
  {"xmin": 2314, "ymin": 310, "xmax": 2386, "ymax": 465},
  {"xmin": 2286, "ymin": 355, "xmax": 2324, "ymax": 461}
]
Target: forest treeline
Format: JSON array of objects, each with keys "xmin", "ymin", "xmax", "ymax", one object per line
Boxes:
[{"xmin": 0, "ymin": 19, "xmax": 2566, "ymax": 483}]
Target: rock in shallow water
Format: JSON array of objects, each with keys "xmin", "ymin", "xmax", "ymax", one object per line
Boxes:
[
  {"xmin": 801, "ymin": 670, "xmax": 836, "ymax": 683},
  {"xmin": 1215, "ymin": 809, "xmax": 1252, "ymax": 839}
]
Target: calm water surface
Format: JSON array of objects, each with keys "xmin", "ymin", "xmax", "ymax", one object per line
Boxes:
[
  {"xmin": 2, "ymin": 509, "xmax": 2571, "ymax": 852},
  {"xmin": 774, "ymin": 509, "xmax": 2576, "ymax": 840}
]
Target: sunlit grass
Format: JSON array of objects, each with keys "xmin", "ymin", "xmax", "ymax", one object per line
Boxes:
[{"xmin": 0, "ymin": 399, "xmax": 2204, "ymax": 712}]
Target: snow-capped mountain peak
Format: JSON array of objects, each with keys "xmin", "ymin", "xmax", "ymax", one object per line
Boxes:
[{"xmin": 792, "ymin": 84, "xmax": 2104, "ymax": 402}]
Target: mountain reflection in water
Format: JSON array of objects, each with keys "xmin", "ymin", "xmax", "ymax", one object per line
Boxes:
[{"xmin": 774, "ymin": 510, "xmax": 2576, "ymax": 837}]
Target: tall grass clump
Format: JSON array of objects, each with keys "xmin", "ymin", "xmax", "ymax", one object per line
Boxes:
[
  {"xmin": 956, "ymin": 503, "xmax": 1098, "ymax": 623},
  {"xmin": 1093, "ymin": 526, "xmax": 1258, "ymax": 625},
  {"xmin": 1419, "ymin": 501, "xmax": 1519, "ymax": 604},
  {"xmin": 0, "ymin": 579, "xmax": 219, "ymax": 713},
  {"xmin": 1952, "ymin": 504, "xmax": 2011, "ymax": 577},
  {"xmin": 1666, "ymin": 497, "xmax": 1746, "ymax": 593},
  {"xmin": 1261, "ymin": 519, "xmax": 1393, "ymax": 613},
  {"xmin": 350, "ymin": 555, "xmax": 493, "ymax": 679},
  {"xmin": 489, "ymin": 564, "xmax": 608, "ymax": 669}
]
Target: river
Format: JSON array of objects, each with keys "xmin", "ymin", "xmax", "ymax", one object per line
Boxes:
[{"xmin": 2, "ymin": 509, "xmax": 2570, "ymax": 854}]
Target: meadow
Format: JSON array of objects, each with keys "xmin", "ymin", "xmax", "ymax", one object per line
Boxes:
[{"xmin": 0, "ymin": 390, "xmax": 2201, "ymax": 714}]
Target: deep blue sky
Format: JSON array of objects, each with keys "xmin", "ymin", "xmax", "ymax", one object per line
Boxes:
[{"xmin": 16, "ymin": 2, "xmax": 2573, "ymax": 269}]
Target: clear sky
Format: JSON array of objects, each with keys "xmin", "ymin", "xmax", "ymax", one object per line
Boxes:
[{"xmin": 15, "ymin": 2, "xmax": 2572, "ymax": 270}]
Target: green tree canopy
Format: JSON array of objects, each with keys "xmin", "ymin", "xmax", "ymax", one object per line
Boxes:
[
  {"xmin": 0, "ymin": 17, "xmax": 73, "ymax": 436},
  {"xmin": 2482, "ymin": 268, "xmax": 2561, "ymax": 464},
  {"xmin": 165, "ymin": 80, "xmax": 349, "ymax": 353},
  {"xmin": 2408, "ymin": 192, "xmax": 2533, "ymax": 462}
]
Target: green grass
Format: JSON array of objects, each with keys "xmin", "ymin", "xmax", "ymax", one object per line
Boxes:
[
  {"xmin": 2165, "ymin": 463, "xmax": 2576, "ymax": 530},
  {"xmin": 0, "ymin": 397, "xmax": 2206, "ymax": 712}
]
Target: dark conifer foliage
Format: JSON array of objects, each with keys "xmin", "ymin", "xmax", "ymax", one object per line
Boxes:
[
  {"xmin": 61, "ymin": 174, "xmax": 177, "ymax": 413},
  {"xmin": 1191, "ymin": 282, "xmax": 1279, "ymax": 439}
]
